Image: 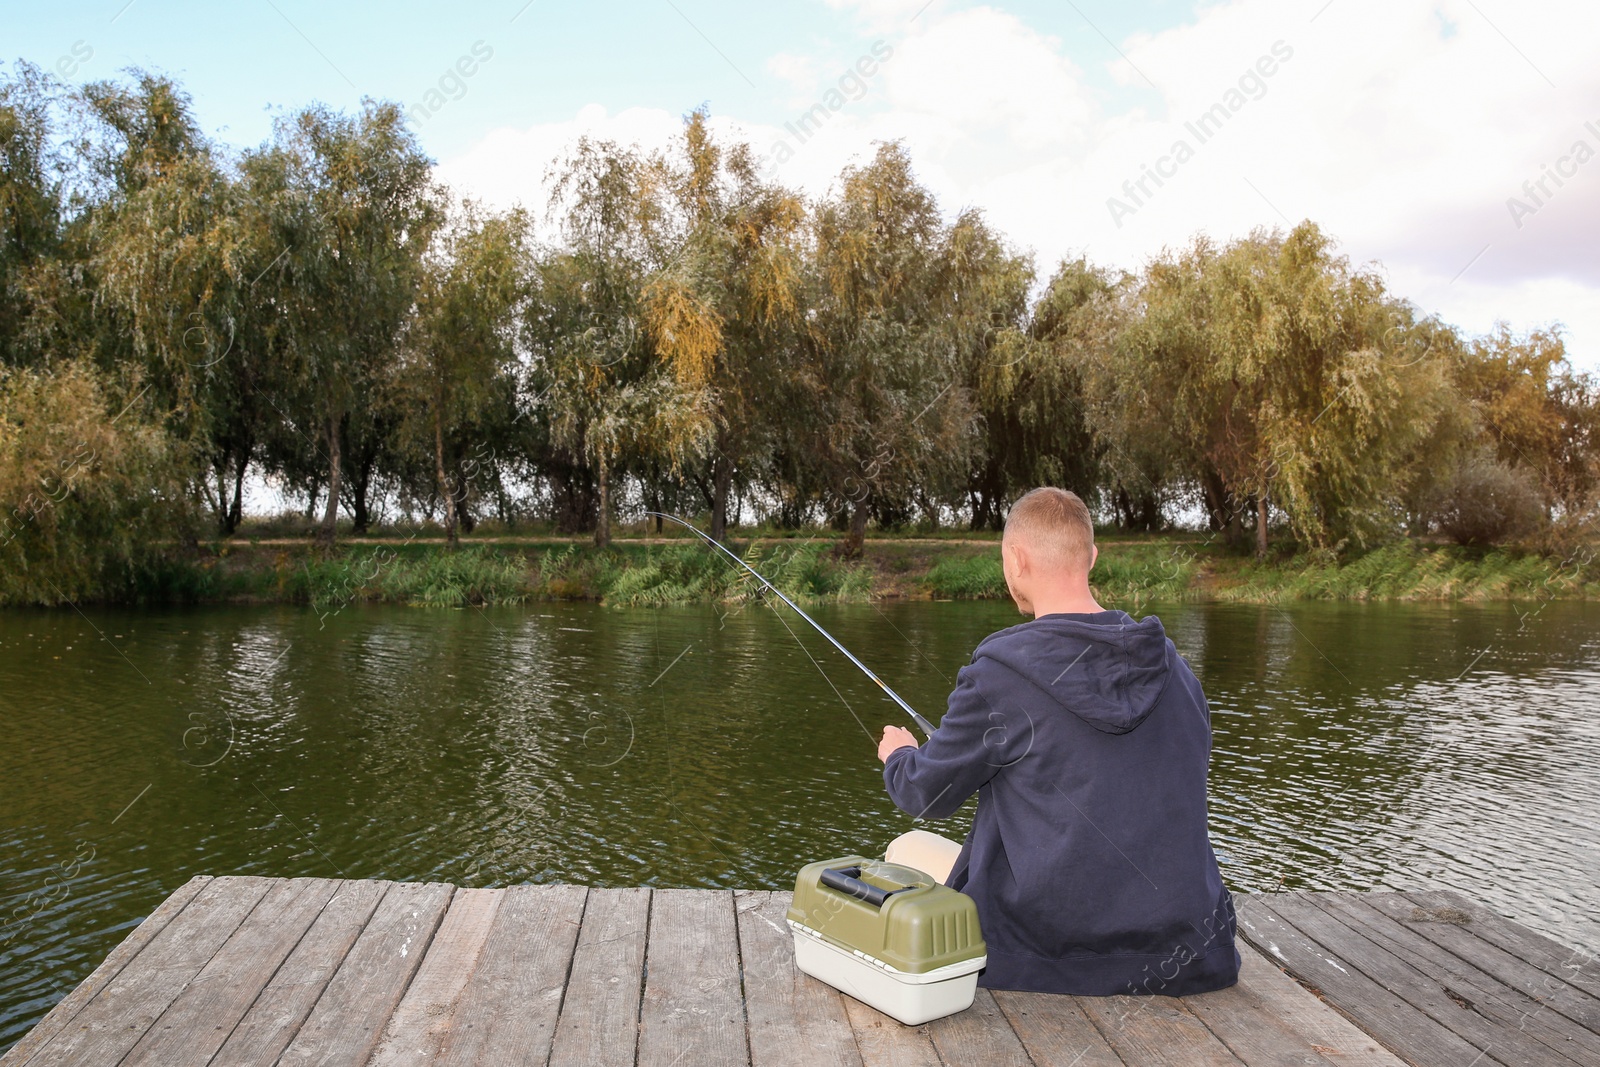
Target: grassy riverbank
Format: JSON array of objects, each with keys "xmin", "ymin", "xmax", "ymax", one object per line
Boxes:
[{"xmin": 94, "ymin": 526, "xmax": 1600, "ymax": 610}]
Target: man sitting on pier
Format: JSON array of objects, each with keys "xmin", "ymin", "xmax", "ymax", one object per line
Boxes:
[{"xmin": 877, "ymin": 486, "xmax": 1240, "ymax": 997}]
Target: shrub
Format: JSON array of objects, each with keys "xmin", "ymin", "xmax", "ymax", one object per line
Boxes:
[{"xmin": 1426, "ymin": 449, "xmax": 1546, "ymax": 546}]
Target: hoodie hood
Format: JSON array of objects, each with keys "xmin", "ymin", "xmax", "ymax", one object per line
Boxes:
[{"xmin": 974, "ymin": 610, "xmax": 1173, "ymax": 734}]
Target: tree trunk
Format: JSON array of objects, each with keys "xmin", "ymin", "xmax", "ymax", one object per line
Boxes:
[
  {"xmin": 226, "ymin": 453, "xmax": 247, "ymax": 535},
  {"xmin": 211, "ymin": 462, "xmax": 229, "ymax": 535},
  {"xmin": 495, "ymin": 480, "xmax": 510, "ymax": 527},
  {"xmin": 645, "ymin": 479, "xmax": 664, "ymax": 532},
  {"xmin": 305, "ymin": 475, "xmax": 320, "ymax": 522},
  {"xmin": 710, "ymin": 458, "xmax": 732, "ymax": 543},
  {"xmin": 454, "ymin": 477, "xmax": 475, "ymax": 534},
  {"xmin": 594, "ymin": 450, "xmax": 611, "ymax": 548},
  {"xmin": 319, "ymin": 414, "xmax": 342, "ymax": 547},
  {"xmin": 1256, "ymin": 493, "xmax": 1269, "ymax": 559},
  {"xmin": 838, "ymin": 498, "xmax": 869, "ymax": 559},
  {"xmin": 550, "ymin": 454, "xmax": 596, "ymax": 534},
  {"xmin": 1201, "ymin": 470, "xmax": 1227, "ymax": 533},
  {"xmin": 435, "ymin": 404, "xmax": 458, "ymax": 547},
  {"xmin": 349, "ymin": 452, "xmax": 375, "ymax": 536}
]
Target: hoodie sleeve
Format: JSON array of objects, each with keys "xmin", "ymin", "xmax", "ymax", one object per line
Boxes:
[{"xmin": 883, "ymin": 659, "xmax": 1024, "ymax": 820}]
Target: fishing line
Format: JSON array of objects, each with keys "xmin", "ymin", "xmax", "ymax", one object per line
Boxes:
[
  {"xmin": 871, "ymin": 603, "xmax": 952, "ymax": 684},
  {"xmin": 647, "ymin": 512, "xmax": 937, "ymax": 738},
  {"xmin": 761, "ymin": 596, "xmax": 877, "ymax": 744}
]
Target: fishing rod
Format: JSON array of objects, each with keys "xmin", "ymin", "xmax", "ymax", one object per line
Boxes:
[{"xmin": 645, "ymin": 512, "xmax": 937, "ymax": 738}]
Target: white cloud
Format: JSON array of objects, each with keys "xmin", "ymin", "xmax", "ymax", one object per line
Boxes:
[
  {"xmin": 765, "ymin": 51, "xmax": 824, "ymax": 98},
  {"xmin": 877, "ymin": 7, "xmax": 1091, "ymax": 152},
  {"xmin": 823, "ymin": 0, "xmax": 942, "ymax": 32},
  {"xmin": 439, "ymin": 0, "xmax": 1600, "ymax": 365}
]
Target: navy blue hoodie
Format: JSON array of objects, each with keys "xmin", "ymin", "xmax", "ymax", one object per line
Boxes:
[{"xmin": 883, "ymin": 609, "xmax": 1240, "ymax": 997}]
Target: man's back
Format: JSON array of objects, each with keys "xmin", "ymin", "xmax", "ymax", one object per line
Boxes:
[{"xmin": 883, "ymin": 608, "xmax": 1240, "ymax": 997}]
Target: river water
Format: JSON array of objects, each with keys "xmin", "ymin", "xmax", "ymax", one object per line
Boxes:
[{"xmin": 2, "ymin": 598, "xmax": 1598, "ymax": 1050}]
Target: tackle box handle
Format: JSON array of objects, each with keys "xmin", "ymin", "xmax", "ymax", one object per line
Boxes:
[{"xmin": 819, "ymin": 865, "xmax": 915, "ymax": 908}]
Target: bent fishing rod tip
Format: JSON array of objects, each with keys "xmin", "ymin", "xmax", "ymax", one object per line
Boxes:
[{"xmin": 646, "ymin": 511, "xmax": 937, "ymax": 740}]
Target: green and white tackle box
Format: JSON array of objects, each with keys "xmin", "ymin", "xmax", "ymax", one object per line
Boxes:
[{"xmin": 786, "ymin": 856, "xmax": 987, "ymax": 1025}]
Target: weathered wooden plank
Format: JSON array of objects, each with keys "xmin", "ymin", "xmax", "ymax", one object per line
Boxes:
[
  {"xmin": 0, "ymin": 875, "xmax": 211, "ymax": 1067},
  {"xmin": 1364, "ymin": 892, "xmax": 1600, "ymax": 1035},
  {"xmin": 1311, "ymin": 892, "xmax": 1600, "ymax": 1066},
  {"xmin": 991, "ymin": 989, "xmax": 1126, "ymax": 1067},
  {"xmin": 735, "ymin": 890, "xmax": 863, "ymax": 1067},
  {"xmin": 1239, "ymin": 894, "xmax": 1505, "ymax": 1067},
  {"xmin": 367, "ymin": 887, "xmax": 504, "ymax": 1066},
  {"xmin": 1273, "ymin": 892, "xmax": 1582, "ymax": 1067},
  {"xmin": 1077, "ymin": 993, "xmax": 1245, "ymax": 1067},
  {"xmin": 638, "ymin": 888, "xmax": 750, "ymax": 1067},
  {"xmin": 925, "ymin": 987, "xmax": 1032, "ymax": 1066},
  {"xmin": 1403, "ymin": 890, "xmax": 1600, "ymax": 1003},
  {"xmin": 840, "ymin": 998, "xmax": 943, "ymax": 1067},
  {"xmin": 209, "ymin": 878, "xmax": 389, "ymax": 1067},
  {"xmin": 549, "ymin": 887, "xmax": 651, "ymax": 1067},
  {"xmin": 1179, "ymin": 943, "xmax": 1359, "ymax": 1067},
  {"xmin": 120, "ymin": 877, "xmax": 339, "ymax": 1067},
  {"xmin": 1211, "ymin": 941, "xmax": 1406, "ymax": 1067},
  {"xmin": 437, "ymin": 884, "xmax": 589, "ymax": 1066},
  {"xmin": 275, "ymin": 880, "xmax": 454, "ymax": 1067},
  {"xmin": 20, "ymin": 875, "xmax": 272, "ymax": 1067}
]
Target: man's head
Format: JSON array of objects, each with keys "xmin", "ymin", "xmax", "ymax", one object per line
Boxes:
[{"xmin": 1001, "ymin": 487, "xmax": 1100, "ymax": 616}]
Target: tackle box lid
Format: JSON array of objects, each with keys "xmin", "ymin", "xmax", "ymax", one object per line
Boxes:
[{"xmin": 786, "ymin": 855, "xmax": 986, "ymax": 975}]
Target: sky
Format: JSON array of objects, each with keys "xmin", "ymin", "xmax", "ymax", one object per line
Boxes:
[{"xmin": 7, "ymin": 0, "xmax": 1599, "ymax": 367}]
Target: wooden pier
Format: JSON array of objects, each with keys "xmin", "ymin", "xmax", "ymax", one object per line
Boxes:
[{"xmin": 3, "ymin": 877, "xmax": 1597, "ymax": 1066}]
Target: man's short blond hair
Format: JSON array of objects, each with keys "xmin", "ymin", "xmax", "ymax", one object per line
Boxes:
[{"xmin": 1003, "ymin": 487, "xmax": 1095, "ymax": 573}]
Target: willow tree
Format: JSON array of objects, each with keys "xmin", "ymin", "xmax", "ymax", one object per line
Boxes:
[
  {"xmin": 802, "ymin": 142, "xmax": 974, "ymax": 556},
  {"xmin": 639, "ymin": 109, "xmax": 805, "ymax": 541},
  {"xmin": 88, "ymin": 99, "xmax": 276, "ymax": 534},
  {"xmin": 535, "ymin": 137, "xmax": 714, "ymax": 547},
  {"xmin": 0, "ymin": 63, "xmax": 67, "ymax": 370},
  {"xmin": 0, "ymin": 361, "xmax": 193, "ymax": 604},
  {"xmin": 397, "ymin": 202, "xmax": 529, "ymax": 544},
  {"xmin": 1128, "ymin": 222, "xmax": 1450, "ymax": 554},
  {"xmin": 957, "ymin": 237, "xmax": 1100, "ymax": 530},
  {"xmin": 245, "ymin": 102, "xmax": 436, "ymax": 545}
]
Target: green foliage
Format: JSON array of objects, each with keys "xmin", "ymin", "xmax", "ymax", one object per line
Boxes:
[
  {"xmin": 1424, "ymin": 448, "xmax": 1547, "ymax": 546},
  {"xmin": 244, "ymin": 100, "xmax": 440, "ymax": 542},
  {"xmin": 285, "ymin": 547, "xmax": 532, "ymax": 609},
  {"xmin": 1213, "ymin": 541, "xmax": 1599, "ymax": 602},
  {"xmin": 602, "ymin": 541, "xmax": 870, "ymax": 606},
  {"xmin": 800, "ymin": 142, "xmax": 989, "ymax": 552},
  {"xmin": 381, "ymin": 549, "xmax": 531, "ymax": 607},
  {"xmin": 1088, "ymin": 544, "xmax": 1201, "ymax": 607},
  {"xmin": 925, "ymin": 553, "xmax": 1006, "ymax": 598},
  {"xmin": 0, "ymin": 361, "xmax": 197, "ymax": 605},
  {"xmin": 963, "ymin": 245, "xmax": 1098, "ymax": 530},
  {"xmin": 924, "ymin": 543, "xmax": 1202, "ymax": 605},
  {"xmin": 395, "ymin": 201, "xmax": 531, "ymax": 542},
  {"xmin": 0, "ymin": 62, "xmax": 67, "ymax": 369},
  {"xmin": 1449, "ymin": 323, "xmax": 1600, "ymax": 516},
  {"xmin": 1111, "ymin": 223, "xmax": 1457, "ymax": 554}
]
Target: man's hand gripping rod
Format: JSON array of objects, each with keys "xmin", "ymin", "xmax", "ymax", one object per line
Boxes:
[{"xmin": 646, "ymin": 512, "xmax": 937, "ymax": 738}]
